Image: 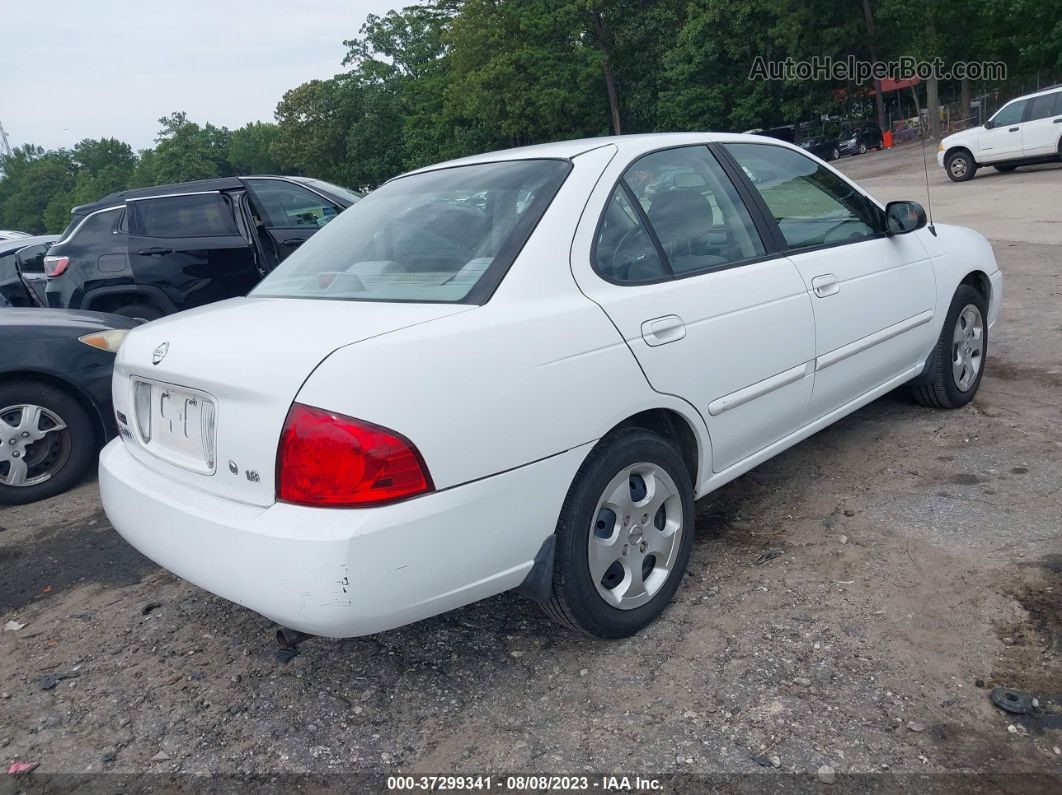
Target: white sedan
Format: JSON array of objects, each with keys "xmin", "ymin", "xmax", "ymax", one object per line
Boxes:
[{"xmin": 100, "ymin": 133, "xmax": 1002, "ymax": 639}]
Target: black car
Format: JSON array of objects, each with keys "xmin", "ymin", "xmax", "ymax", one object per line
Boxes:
[
  {"xmin": 0, "ymin": 309, "xmax": 140, "ymax": 504},
  {"xmin": 837, "ymin": 124, "xmax": 884, "ymax": 156},
  {"xmin": 44, "ymin": 176, "xmax": 360, "ymax": 320},
  {"xmin": 799, "ymin": 136, "xmax": 841, "ymax": 161},
  {"xmin": 0, "ymin": 235, "xmax": 58, "ymax": 307}
]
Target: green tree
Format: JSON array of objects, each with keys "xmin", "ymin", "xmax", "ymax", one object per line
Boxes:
[{"xmin": 229, "ymin": 122, "xmax": 283, "ymax": 174}]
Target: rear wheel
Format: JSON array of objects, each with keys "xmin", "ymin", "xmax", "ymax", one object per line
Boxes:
[
  {"xmin": 911, "ymin": 285, "xmax": 988, "ymax": 409},
  {"xmin": 0, "ymin": 382, "xmax": 96, "ymax": 505},
  {"xmin": 111, "ymin": 303, "xmax": 163, "ymax": 321},
  {"xmin": 946, "ymin": 151, "xmax": 977, "ymax": 182},
  {"xmin": 542, "ymin": 428, "xmax": 695, "ymax": 638},
  {"xmin": 994, "ymin": 164, "xmax": 1017, "ymax": 173}
]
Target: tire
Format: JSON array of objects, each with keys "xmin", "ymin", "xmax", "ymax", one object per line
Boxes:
[
  {"xmin": 994, "ymin": 164, "xmax": 1017, "ymax": 173},
  {"xmin": 0, "ymin": 381, "xmax": 96, "ymax": 505},
  {"xmin": 858, "ymin": 143, "xmax": 867, "ymax": 155},
  {"xmin": 111, "ymin": 303, "xmax": 163, "ymax": 322},
  {"xmin": 542, "ymin": 428, "xmax": 695, "ymax": 638},
  {"xmin": 831, "ymin": 148, "xmax": 840, "ymax": 161},
  {"xmin": 946, "ymin": 151, "xmax": 977, "ymax": 182},
  {"xmin": 911, "ymin": 285, "xmax": 989, "ymax": 409}
]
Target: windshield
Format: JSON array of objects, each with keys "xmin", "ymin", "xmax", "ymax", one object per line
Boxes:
[{"xmin": 253, "ymin": 159, "xmax": 571, "ymax": 304}]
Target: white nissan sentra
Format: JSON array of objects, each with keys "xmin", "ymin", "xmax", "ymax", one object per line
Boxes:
[{"xmin": 100, "ymin": 133, "xmax": 1002, "ymax": 639}]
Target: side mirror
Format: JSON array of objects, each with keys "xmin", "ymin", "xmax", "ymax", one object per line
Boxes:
[
  {"xmin": 884, "ymin": 201, "xmax": 928, "ymax": 235},
  {"xmin": 983, "ymin": 119, "xmax": 994, "ymax": 130}
]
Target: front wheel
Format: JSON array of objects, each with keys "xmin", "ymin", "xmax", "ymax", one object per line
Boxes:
[
  {"xmin": 830, "ymin": 148, "xmax": 840, "ymax": 161},
  {"xmin": 542, "ymin": 428, "xmax": 695, "ymax": 638},
  {"xmin": 911, "ymin": 285, "xmax": 988, "ymax": 409},
  {"xmin": 858, "ymin": 143, "xmax": 867, "ymax": 154},
  {"xmin": 946, "ymin": 151, "xmax": 977, "ymax": 182}
]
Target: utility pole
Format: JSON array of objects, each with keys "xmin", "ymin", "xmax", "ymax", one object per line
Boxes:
[{"xmin": 0, "ymin": 120, "xmax": 12, "ymax": 158}]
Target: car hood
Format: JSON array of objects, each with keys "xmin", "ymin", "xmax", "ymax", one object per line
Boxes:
[{"xmin": 113, "ymin": 297, "xmax": 474, "ymax": 506}]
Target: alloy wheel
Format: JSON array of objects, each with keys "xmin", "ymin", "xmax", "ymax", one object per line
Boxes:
[
  {"xmin": 949, "ymin": 157, "xmax": 968, "ymax": 179},
  {"xmin": 587, "ymin": 463, "xmax": 684, "ymax": 610},
  {"xmin": 0, "ymin": 404, "xmax": 70, "ymax": 487},
  {"xmin": 952, "ymin": 304, "xmax": 984, "ymax": 391}
]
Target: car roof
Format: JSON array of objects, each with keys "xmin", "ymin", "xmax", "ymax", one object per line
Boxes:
[
  {"xmin": 0, "ymin": 234, "xmax": 59, "ymax": 255},
  {"xmin": 71, "ymin": 177, "xmax": 247, "ymax": 215},
  {"xmin": 399, "ymin": 132, "xmax": 797, "ymax": 178}
]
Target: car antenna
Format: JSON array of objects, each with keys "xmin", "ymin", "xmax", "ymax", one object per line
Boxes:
[{"xmin": 919, "ymin": 122, "xmax": 938, "ymax": 236}]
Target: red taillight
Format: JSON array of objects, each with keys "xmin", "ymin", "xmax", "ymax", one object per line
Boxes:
[
  {"xmin": 276, "ymin": 403, "xmax": 433, "ymax": 507},
  {"xmin": 43, "ymin": 256, "xmax": 70, "ymax": 277}
]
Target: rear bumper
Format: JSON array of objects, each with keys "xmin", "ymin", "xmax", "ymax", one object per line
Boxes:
[{"xmin": 99, "ymin": 438, "xmax": 589, "ymax": 637}]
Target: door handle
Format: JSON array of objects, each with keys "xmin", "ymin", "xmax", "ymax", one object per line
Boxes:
[
  {"xmin": 136, "ymin": 247, "xmax": 172, "ymax": 256},
  {"xmin": 811, "ymin": 274, "xmax": 840, "ymax": 298},
  {"xmin": 281, "ymin": 238, "xmax": 305, "ymax": 247},
  {"xmin": 641, "ymin": 315, "xmax": 686, "ymax": 347},
  {"xmin": 1008, "ymin": 127, "xmax": 1019, "ymax": 132},
  {"xmin": 1054, "ymin": 118, "xmax": 1062, "ymax": 124}
]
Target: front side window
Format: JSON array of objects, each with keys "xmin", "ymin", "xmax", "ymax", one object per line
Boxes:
[
  {"xmin": 252, "ymin": 159, "xmax": 571, "ymax": 304},
  {"xmin": 594, "ymin": 146, "xmax": 765, "ymax": 283},
  {"xmin": 991, "ymin": 99, "xmax": 1027, "ymax": 127},
  {"xmin": 1028, "ymin": 92, "xmax": 1060, "ymax": 121},
  {"xmin": 724, "ymin": 143, "xmax": 878, "ymax": 250},
  {"xmin": 245, "ymin": 179, "xmax": 342, "ymax": 229},
  {"xmin": 129, "ymin": 194, "xmax": 237, "ymax": 238}
]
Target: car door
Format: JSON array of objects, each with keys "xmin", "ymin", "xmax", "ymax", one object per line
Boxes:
[
  {"xmin": 14, "ymin": 243, "xmax": 52, "ymax": 306},
  {"xmin": 1020, "ymin": 91, "xmax": 1062, "ymax": 157},
  {"xmin": 573, "ymin": 144, "xmax": 817, "ymax": 474},
  {"xmin": 243, "ymin": 178, "xmax": 342, "ymax": 264},
  {"xmin": 125, "ymin": 191, "xmax": 261, "ymax": 310},
  {"xmin": 977, "ymin": 99, "xmax": 1029, "ymax": 162},
  {"xmin": 722, "ymin": 142, "xmax": 936, "ymax": 420}
]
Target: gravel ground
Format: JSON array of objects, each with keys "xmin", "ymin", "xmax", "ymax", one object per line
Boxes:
[{"xmin": 1, "ymin": 144, "xmax": 1060, "ymax": 792}]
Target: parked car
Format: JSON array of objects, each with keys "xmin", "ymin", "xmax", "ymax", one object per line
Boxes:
[
  {"xmin": 44, "ymin": 176, "xmax": 361, "ymax": 320},
  {"xmin": 0, "ymin": 235, "xmax": 57, "ymax": 307},
  {"xmin": 100, "ymin": 133, "xmax": 1001, "ymax": 640},
  {"xmin": 939, "ymin": 85, "xmax": 1062, "ymax": 182},
  {"xmin": 799, "ymin": 135, "xmax": 840, "ymax": 161},
  {"xmin": 0, "ymin": 230, "xmax": 32, "ymax": 242},
  {"xmin": 0, "ymin": 309, "xmax": 139, "ymax": 505},
  {"xmin": 837, "ymin": 124, "xmax": 884, "ymax": 156}
]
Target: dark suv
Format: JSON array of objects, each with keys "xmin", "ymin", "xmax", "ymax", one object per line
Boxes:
[
  {"xmin": 837, "ymin": 124, "xmax": 884, "ymax": 156},
  {"xmin": 44, "ymin": 176, "xmax": 360, "ymax": 319}
]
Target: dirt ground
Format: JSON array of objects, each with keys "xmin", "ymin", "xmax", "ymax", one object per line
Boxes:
[{"xmin": 1, "ymin": 144, "xmax": 1060, "ymax": 792}]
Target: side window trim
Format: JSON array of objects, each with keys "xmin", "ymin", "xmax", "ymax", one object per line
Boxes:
[
  {"xmin": 589, "ymin": 143, "xmax": 782, "ymax": 287},
  {"xmin": 719, "ymin": 141, "xmax": 888, "ymax": 256},
  {"xmin": 708, "ymin": 143, "xmax": 787, "ymax": 253},
  {"xmin": 619, "ymin": 179, "xmax": 674, "ymax": 278}
]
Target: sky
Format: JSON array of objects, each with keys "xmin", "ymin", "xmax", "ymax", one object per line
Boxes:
[{"xmin": 1, "ymin": 0, "xmax": 409, "ymax": 152}]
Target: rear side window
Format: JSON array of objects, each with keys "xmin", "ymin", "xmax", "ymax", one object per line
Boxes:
[
  {"xmin": 245, "ymin": 179, "xmax": 341, "ymax": 229},
  {"xmin": 1028, "ymin": 92, "xmax": 1060, "ymax": 121},
  {"xmin": 594, "ymin": 146, "xmax": 765, "ymax": 283},
  {"xmin": 68, "ymin": 208, "xmax": 122, "ymax": 246},
  {"xmin": 252, "ymin": 159, "xmax": 571, "ymax": 304},
  {"xmin": 129, "ymin": 193, "xmax": 237, "ymax": 238},
  {"xmin": 724, "ymin": 143, "xmax": 878, "ymax": 250}
]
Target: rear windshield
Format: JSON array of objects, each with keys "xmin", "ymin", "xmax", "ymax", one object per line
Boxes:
[{"xmin": 252, "ymin": 159, "xmax": 571, "ymax": 304}]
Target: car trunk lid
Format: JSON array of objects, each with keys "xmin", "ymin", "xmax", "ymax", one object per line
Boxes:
[{"xmin": 112, "ymin": 296, "xmax": 473, "ymax": 506}]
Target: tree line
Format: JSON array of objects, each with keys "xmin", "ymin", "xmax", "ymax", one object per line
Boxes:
[{"xmin": 2, "ymin": 0, "xmax": 1059, "ymax": 235}]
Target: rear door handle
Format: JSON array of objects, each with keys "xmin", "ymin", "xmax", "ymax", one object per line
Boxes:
[
  {"xmin": 1008, "ymin": 127, "xmax": 1020, "ymax": 132},
  {"xmin": 281, "ymin": 238, "xmax": 305, "ymax": 247},
  {"xmin": 811, "ymin": 274, "xmax": 840, "ymax": 297},
  {"xmin": 137, "ymin": 247, "xmax": 172, "ymax": 256},
  {"xmin": 1054, "ymin": 118, "xmax": 1062, "ymax": 124},
  {"xmin": 641, "ymin": 315, "xmax": 686, "ymax": 346}
]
